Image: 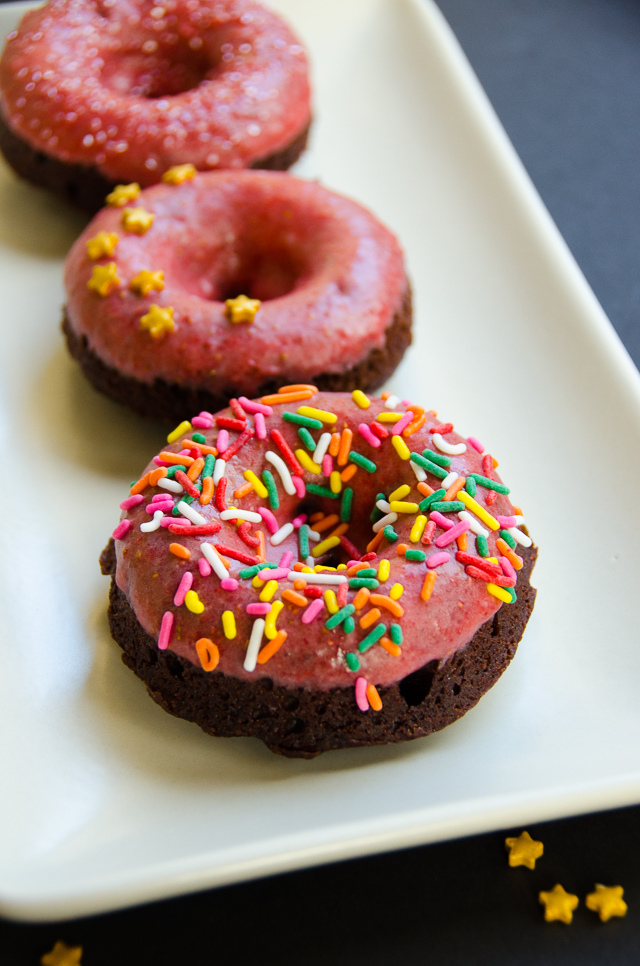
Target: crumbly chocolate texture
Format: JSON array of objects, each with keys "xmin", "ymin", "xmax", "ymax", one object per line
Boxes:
[
  {"xmin": 100, "ymin": 538, "xmax": 537, "ymax": 759},
  {"xmin": 62, "ymin": 286, "xmax": 412, "ymax": 423},
  {"xmin": 0, "ymin": 112, "xmax": 310, "ymax": 213}
]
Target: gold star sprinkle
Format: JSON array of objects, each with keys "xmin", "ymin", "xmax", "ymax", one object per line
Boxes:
[
  {"xmin": 87, "ymin": 261, "xmax": 120, "ymax": 296},
  {"xmin": 106, "ymin": 182, "xmax": 140, "ymax": 207},
  {"xmin": 130, "ymin": 269, "xmax": 165, "ymax": 297},
  {"xmin": 122, "ymin": 207, "xmax": 155, "ymax": 234},
  {"xmin": 162, "ymin": 163, "xmax": 196, "ymax": 185},
  {"xmin": 140, "ymin": 303, "xmax": 175, "ymax": 339},
  {"xmin": 225, "ymin": 293, "xmax": 261, "ymax": 324},
  {"xmin": 86, "ymin": 230, "xmax": 119, "ymax": 260},
  {"xmin": 505, "ymin": 831, "xmax": 544, "ymax": 870},
  {"xmin": 586, "ymin": 884, "xmax": 627, "ymax": 922},
  {"xmin": 539, "ymin": 884, "xmax": 579, "ymax": 924},
  {"xmin": 41, "ymin": 941, "xmax": 83, "ymax": 966}
]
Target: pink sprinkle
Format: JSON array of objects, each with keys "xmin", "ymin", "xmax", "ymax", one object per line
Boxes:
[
  {"xmin": 468, "ymin": 436, "xmax": 485, "ymax": 454},
  {"xmin": 355, "ymin": 676, "xmax": 369, "ymax": 712},
  {"xmin": 120, "ymin": 494, "xmax": 143, "ymax": 510},
  {"xmin": 258, "ymin": 567, "xmax": 289, "ymax": 580},
  {"xmin": 221, "ymin": 578, "xmax": 239, "ymax": 591},
  {"xmin": 401, "ymin": 399, "xmax": 413, "ymax": 407},
  {"xmin": 198, "ymin": 557, "xmax": 212, "ymax": 577},
  {"xmin": 152, "ymin": 493, "xmax": 169, "ymax": 502},
  {"xmin": 153, "ymin": 455, "xmax": 171, "ymax": 466},
  {"xmin": 112, "ymin": 519, "xmax": 133, "ymax": 540},
  {"xmin": 391, "ymin": 411, "xmax": 414, "ymax": 435},
  {"xmin": 258, "ymin": 506, "xmax": 278, "ymax": 534},
  {"xmin": 173, "ymin": 571, "xmax": 193, "ymax": 606},
  {"xmin": 191, "ymin": 416, "xmax": 213, "ymax": 429},
  {"xmin": 347, "ymin": 559, "xmax": 361, "ymax": 568},
  {"xmin": 280, "ymin": 550, "xmax": 294, "ymax": 568},
  {"xmin": 247, "ymin": 602, "xmax": 272, "ymax": 615},
  {"xmin": 337, "ymin": 581, "xmax": 348, "ymax": 607},
  {"xmin": 199, "ymin": 411, "xmax": 214, "ymax": 420},
  {"xmin": 496, "ymin": 515, "xmax": 518, "ymax": 528},
  {"xmin": 301, "ymin": 597, "xmax": 324, "ymax": 624},
  {"xmin": 160, "ymin": 516, "xmax": 191, "ymax": 528},
  {"xmin": 238, "ymin": 396, "xmax": 273, "ymax": 416},
  {"xmin": 293, "ymin": 476, "xmax": 306, "ymax": 497},
  {"xmin": 435, "ymin": 520, "xmax": 471, "ymax": 548},
  {"xmin": 146, "ymin": 501, "xmax": 172, "ymax": 514},
  {"xmin": 216, "ymin": 429, "xmax": 229, "ymax": 453},
  {"xmin": 430, "ymin": 511, "xmax": 455, "ymax": 530},
  {"xmin": 427, "ymin": 551, "xmax": 450, "ymax": 568},
  {"xmin": 292, "ymin": 514, "xmax": 307, "ymax": 529},
  {"xmin": 254, "ymin": 412, "xmax": 267, "ymax": 439},
  {"xmin": 158, "ymin": 611, "xmax": 174, "ymax": 650},
  {"xmin": 499, "ymin": 555, "xmax": 517, "ymax": 582},
  {"xmin": 322, "ymin": 454, "xmax": 333, "ymax": 477},
  {"xmin": 358, "ymin": 423, "xmax": 381, "ymax": 448},
  {"xmin": 178, "ymin": 449, "xmax": 191, "ymax": 457}
]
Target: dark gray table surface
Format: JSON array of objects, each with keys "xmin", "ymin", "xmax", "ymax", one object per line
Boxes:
[{"xmin": 3, "ymin": 1, "xmax": 640, "ymax": 962}]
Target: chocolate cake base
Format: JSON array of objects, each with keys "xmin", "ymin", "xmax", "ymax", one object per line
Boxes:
[
  {"xmin": 62, "ymin": 286, "xmax": 413, "ymax": 424},
  {"xmin": 100, "ymin": 539, "xmax": 537, "ymax": 758},
  {"xmin": 0, "ymin": 112, "xmax": 310, "ymax": 214}
]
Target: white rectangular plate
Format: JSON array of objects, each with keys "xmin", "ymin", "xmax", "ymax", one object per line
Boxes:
[{"xmin": 1, "ymin": 0, "xmax": 640, "ymax": 922}]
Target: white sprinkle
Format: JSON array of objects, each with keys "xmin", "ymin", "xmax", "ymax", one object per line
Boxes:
[
  {"xmin": 213, "ymin": 458, "xmax": 226, "ymax": 485},
  {"xmin": 220, "ymin": 508, "xmax": 262, "ymax": 523},
  {"xmin": 514, "ymin": 515, "xmax": 526, "ymax": 526},
  {"xmin": 458, "ymin": 510, "xmax": 488, "ymax": 538},
  {"xmin": 270, "ymin": 522, "xmax": 294, "ymax": 546},
  {"xmin": 432, "ymin": 433, "xmax": 467, "ymax": 456},
  {"xmin": 373, "ymin": 511, "xmax": 398, "ymax": 533},
  {"xmin": 313, "ymin": 432, "xmax": 331, "ymax": 465},
  {"xmin": 442, "ymin": 471, "xmax": 458, "ymax": 490},
  {"xmin": 289, "ymin": 572, "xmax": 348, "ymax": 585},
  {"xmin": 385, "ymin": 395, "xmax": 400, "ymax": 409},
  {"xmin": 376, "ymin": 499, "xmax": 391, "ymax": 513},
  {"xmin": 307, "ymin": 529, "xmax": 321, "ymax": 542},
  {"xmin": 244, "ymin": 618, "xmax": 265, "ymax": 672},
  {"xmin": 158, "ymin": 477, "xmax": 183, "ymax": 493},
  {"xmin": 508, "ymin": 527, "xmax": 532, "ymax": 548},
  {"xmin": 201, "ymin": 542, "xmax": 228, "ymax": 580},
  {"xmin": 305, "ymin": 556, "xmax": 315, "ymax": 568},
  {"xmin": 140, "ymin": 510, "xmax": 164, "ymax": 532},
  {"xmin": 410, "ymin": 460, "xmax": 427, "ymax": 482},
  {"xmin": 265, "ymin": 450, "xmax": 296, "ymax": 495},
  {"xmin": 176, "ymin": 501, "xmax": 206, "ymax": 525}
]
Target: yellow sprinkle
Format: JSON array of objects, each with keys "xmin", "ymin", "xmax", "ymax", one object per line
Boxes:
[
  {"xmin": 314, "ymin": 565, "xmax": 336, "ymax": 571},
  {"xmin": 86, "ymin": 230, "xmax": 118, "ymax": 259},
  {"xmin": 122, "ymin": 206, "xmax": 154, "ymax": 234},
  {"xmin": 265, "ymin": 600, "xmax": 283, "ymax": 639},
  {"xmin": 226, "ymin": 293, "xmax": 261, "ymax": 324},
  {"xmin": 337, "ymin": 563, "xmax": 347, "ymax": 570},
  {"xmin": 457, "ymin": 490, "xmax": 500, "ymax": 530},
  {"xmin": 243, "ymin": 469, "xmax": 268, "ymax": 498},
  {"xmin": 488, "ymin": 557, "xmax": 499, "ymax": 565},
  {"xmin": 330, "ymin": 470, "xmax": 342, "ymax": 494},
  {"xmin": 377, "ymin": 559, "xmax": 390, "ymax": 582},
  {"xmin": 259, "ymin": 579, "xmax": 278, "ymax": 602},
  {"xmin": 389, "ymin": 484, "xmax": 410, "ymax": 502},
  {"xmin": 301, "ymin": 566, "xmax": 313, "ymax": 573},
  {"xmin": 106, "ymin": 182, "xmax": 140, "ymax": 206},
  {"xmin": 391, "ymin": 436, "xmax": 411, "ymax": 460},
  {"xmin": 184, "ymin": 590, "xmax": 204, "ymax": 614},
  {"xmin": 222, "ymin": 610, "xmax": 236, "ymax": 639},
  {"xmin": 487, "ymin": 583, "xmax": 512, "ymax": 603},
  {"xmin": 311, "ymin": 535, "xmax": 341, "ymax": 558},
  {"xmin": 352, "ymin": 390, "xmax": 370, "ymax": 409},
  {"xmin": 297, "ymin": 406, "xmax": 338, "ymax": 424},
  {"xmin": 252, "ymin": 575, "xmax": 265, "ymax": 589},
  {"xmin": 390, "ymin": 500, "xmax": 419, "ymax": 513},
  {"xmin": 162, "ymin": 162, "xmax": 196, "ymax": 185},
  {"xmin": 410, "ymin": 515, "xmax": 427, "ymax": 542},
  {"xmin": 140, "ymin": 303, "xmax": 175, "ymax": 339},
  {"xmin": 167, "ymin": 420, "xmax": 191, "ymax": 444},
  {"xmin": 377, "ymin": 412, "xmax": 403, "ymax": 423},
  {"xmin": 324, "ymin": 589, "xmax": 339, "ymax": 614},
  {"xmin": 130, "ymin": 269, "xmax": 164, "ymax": 296},
  {"xmin": 295, "ymin": 449, "xmax": 322, "ymax": 474},
  {"xmin": 87, "ymin": 261, "xmax": 120, "ymax": 296},
  {"xmin": 390, "ymin": 583, "xmax": 404, "ymax": 600}
]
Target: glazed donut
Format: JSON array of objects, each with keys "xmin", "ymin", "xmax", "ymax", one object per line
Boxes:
[
  {"xmin": 0, "ymin": 0, "xmax": 311, "ymax": 210},
  {"xmin": 63, "ymin": 170, "xmax": 412, "ymax": 421},
  {"xmin": 101, "ymin": 389, "xmax": 537, "ymax": 758}
]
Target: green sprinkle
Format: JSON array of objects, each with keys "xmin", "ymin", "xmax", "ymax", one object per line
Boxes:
[
  {"xmin": 421, "ymin": 448, "xmax": 452, "ymax": 468},
  {"xmin": 345, "ymin": 651, "xmax": 360, "ymax": 671},
  {"xmin": 358, "ymin": 623, "xmax": 386, "ymax": 653},
  {"xmin": 349, "ymin": 451, "xmax": 377, "ymax": 473},
  {"xmin": 499, "ymin": 529, "xmax": 516, "ymax": 549},
  {"xmin": 166, "ymin": 464, "xmax": 184, "ymax": 479},
  {"xmin": 465, "ymin": 475, "xmax": 477, "ymax": 497},
  {"xmin": 349, "ymin": 577, "xmax": 380, "ymax": 590},
  {"xmin": 405, "ymin": 549, "xmax": 426, "ymax": 562},
  {"xmin": 306, "ymin": 483, "xmax": 339, "ymax": 499},
  {"xmin": 297, "ymin": 426, "xmax": 316, "ymax": 451},
  {"xmin": 410, "ymin": 452, "xmax": 448, "ymax": 478},
  {"xmin": 506, "ymin": 587, "xmax": 517, "ymax": 603},
  {"xmin": 418, "ymin": 488, "xmax": 446, "ymax": 513},
  {"xmin": 326, "ymin": 603, "xmax": 356, "ymax": 630},
  {"xmin": 476, "ymin": 534, "xmax": 489, "ymax": 557},
  {"xmin": 202, "ymin": 454, "xmax": 215, "ymax": 478},
  {"xmin": 283, "ymin": 411, "xmax": 323, "ymax": 430},
  {"xmin": 341, "ymin": 487, "xmax": 353, "ymax": 523},
  {"xmin": 468, "ymin": 473, "xmax": 510, "ymax": 495},
  {"xmin": 370, "ymin": 492, "xmax": 386, "ymax": 523},
  {"xmin": 354, "ymin": 568, "xmax": 377, "ymax": 578},
  {"xmin": 429, "ymin": 501, "xmax": 465, "ymax": 513},
  {"xmin": 343, "ymin": 616, "xmax": 356, "ymax": 634},
  {"xmin": 262, "ymin": 469, "xmax": 279, "ymax": 510},
  {"xmin": 383, "ymin": 525, "xmax": 398, "ymax": 542},
  {"xmin": 390, "ymin": 623, "xmax": 403, "ymax": 645},
  {"xmin": 192, "ymin": 433, "xmax": 206, "ymax": 444},
  {"xmin": 171, "ymin": 504, "xmax": 181, "ymax": 516},
  {"xmin": 129, "ymin": 480, "xmax": 137, "ymax": 488},
  {"xmin": 239, "ymin": 562, "xmax": 278, "ymax": 580},
  {"xmin": 298, "ymin": 523, "xmax": 310, "ymax": 560}
]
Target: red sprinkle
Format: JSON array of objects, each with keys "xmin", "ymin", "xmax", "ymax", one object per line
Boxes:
[
  {"xmin": 421, "ymin": 520, "xmax": 437, "ymax": 545},
  {"xmin": 216, "ymin": 416, "xmax": 246, "ymax": 431},
  {"xmin": 456, "ymin": 552, "xmax": 502, "ymax": 578},
  {"xmin": 229, "ymin": 398, "xmax": 247, "ymax": 421},
  {"xmin": 431, "ymin": 423, "xmax": 454, "ymax": 434},
  {"xmin": 339, "ymin": 535, "xmax": 362, "ymax": 561},
  {"xmin": 174, "ymin": 470, "xmax": 200, "ymax": 499},
  {"xmin": 216, "ymin": 545, "xmax": 259, "ymax": 565},
  {"xmin": 304, "ymin": 585, "xmax": 323, "ymax": 598},
  {"xmin": 370, "ymin": 422, "xmax": 389, "ymax": 439},
  {"xmin": 237, "ymin": 522, "xmax": 260, "ymax": 547},
  {"xmin": 270, "ymin": 429, "xmax": 304, "ymax": 476},
  {"xmin": 214, "ymin": 477, "xmax": 228, "ymax": 512},
  {"xmin": 222, "ymin": 426, "xmax": 255, "ymax": 462},
  {"xmin": 466, "ymin": 565, "xmax": 516, "ymax": 587},
  {"xmin": 360, "ymin": 552, "xmax": 377, "ymax": 562},
  {"xmin": 168, "ymin": 522, "xmax": 222, "ymax": 536}
]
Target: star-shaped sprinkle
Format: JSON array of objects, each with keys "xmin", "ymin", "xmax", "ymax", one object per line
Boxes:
[
  {"xmin": 106, "ymin": 182, "xmax": 140, "ymax": 206},
  {"xmin": 505, "ymin": 831, "xmax": 544, "ymax": 869},
  {"xmin": 122, "ymin": 207, "xmax": 155, "ymax": 234},
  {"xmin": 162, "ymin": 162, "xmax": 196, "ymax": 184},
  {"xmin": 140, "ymin": 303, "xmax": 175, "ymax": 339},
  {"xmin": 130, "ymin": 269, "xmax": 165, "ymax": 297},
  {"xmin": 225, "ymin": 293, "xmax": 261, "ymax": 324},
  {"xmin": 87, "ymin": 261, "xmax": 120, "ymax": 296},
  {"xmin": 539, "ymin": 884, "xmax": 579, "ymax": 924},
  {"xmin": 586, "ymin": 884, "xmax": 627, "ymax": 922},
  {"xmin": 86, "ymin": 230, "xmax": 119, "ymax": 260},
  {"xmin": 41, "ymin": 941, "xmax": 83, "ymax": 966}
]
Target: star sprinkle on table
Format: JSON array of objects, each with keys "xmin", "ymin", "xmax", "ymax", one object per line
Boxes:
[
  {"xmin": 86, "ymin": 230, "xmax": 119, "ymax": 260},
  {"xmin": 586, "ymin": 884, "xmax": 628, "ymax": 922},
  {"xmin": 504, "ymin": 831, "xmax": 544, "ymax": 869},
  {"xmin": 140, "ymin": 304, "xmax": 175, "ymax": 339},
  {"xmin": 106, "ymin": 182, "xmax": 140, "ymax": 207},
  {"xmin": 225, "ymin": 293, "xmax": 261, "ymax": 324},
  {"xmin": 87, "ymin": 261, "xmax": 120, "ymax": 297},
  {"xmin": 130, "ymin": 269, "xmax": 165, "ymax": 297},
  {"xmin": 539, "ymin": 884, "xmax": 579, "ymax": 924},
  {"xmin": 41, "ymin": 941, "xmax": 83, "ymax": 966},
  {"xmin": 162, "ymin": 163, "xmax": 197, "ymax": 185},
  {"xmin": 122, "ymin": 207, "xmax": 155, "ymax": 234}
]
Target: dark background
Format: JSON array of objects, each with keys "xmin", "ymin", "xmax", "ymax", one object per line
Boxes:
[{"xmin": 3, "ymin": 0, "xmax": 640, "ymax": 962}]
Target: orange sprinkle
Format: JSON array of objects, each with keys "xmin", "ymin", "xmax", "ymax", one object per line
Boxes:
[
  {"xmin": 352, "ymin": 587, "xmax": 370, "ymax": 611},
  {"xmin": 367, "ymin": 529, "xmax": 385, "ymax": 553},
  {"xmin": 148, "ymin": 467, "xmax": 168, "ymax": 486},
  {"xmin": 196, "ymin": 638, "xmax": 219, "ymax": 671},
  {"xmin": 277, "ymin": 384, "xmax": 318, "ymax": 394},
  {"xmin": 359, "ymin": 607, "xmax": 382, "ymax": 629},
  {"xmin": 493, "ymin": 457, "xmax": 499, "ymax": 468},
  {"xmin": 292, "ymin": 562, "xmax": 306, "ymax": 572},
  {"xmin": 261, "ymin": 390, "xmax": 314, "ymax": 404},
  {"xmin": 444, "ymin": 476, "xmax": 466, "ymax": 501},
  {"xmin": 257, "ymin": 629, "xmax": 288, "ymax": 664},
  {"xmin": 209, "ymin": 544, "xmax": 230, "ymax": 569},
  {"xmin": 234, "ymin": 480, "xmax": 254, "ymax": 499},
  {"xmin": 347, "ymin": 561, "xmax": 370, "ymax": 577},
  {"xmin": 369, "ymin": 594, "xmax": 405, "ymax": 618},
  {"xmin": 256, "ymin": 529, "xmax": 266, "ymax": 563},
  {"xmin": 183, "ymin": 440, "xmax": 217, "ymax": 456},
  {"xmin": 421, "ymin": 571, "xmax": 437, "ymax": 601},
  {"xmin": 380, "ymin": 636, "xmax": 401, "ymax": 657},
  {"xmin": 337, "ymin": 428, "xmax": 352, "ymax": 466},
  {"xmin": 282, "ymin": 589, "xmax": 308, "ymax": 607},
  {"xmin": 513, "ymin": 505, "xmax": 523, "ymax": 516},
  {"xmin": 309, "ymin": 512, "xmax": 325, "ymax": 524},
  {"xmin": 187, "ymin": 456, "xmax": 204, "ymax": 482},
  {"xmin": 158, "ymin": 451, "xmax": 195, "ymax": 466},
  {"xmin": 327, "ymin": 522, "xmax": 349, "ymax": 540},
  {"xmin": 417, "ymin": 481, "xmax": 435, "ymax": 498},
  {"xmin": 130, "ymin": 472, "xmax": 151, "ymax": 495},
  {"xmin": 340, "ymin": 464, "xmax": 358, "ymax": 482},
  {"xmin": 428, "ymin": 409, "xmax": 437, "ymax": 417},
  {"xmin": 496, "ymin": 538, "xmax": 523, "ymax": 570},
  {"xmin": 396, "ymin": 543, "xmax": 408, "ymax": 556},
  {"xmin": 366, "ymin": 683, "xmax": 383, "ymax": 711},
  {"xmin": 170, "ymin": 542, "xmax": 190, "ymax": 559},
  {"xmin": 329, "ymin": 432, "xmax": 340, "ymax": 457},
  {"xmin": 293, "ymin": 578, "xmax": 307, "ymax": 590},
  {"xmin": 403, "ymin": 411, "xmax": 426, "ymax": 438},
  {"xmin": 313, "ymin": 513, "xmax": 340, "ymax": 533},
  {"xmin": 381, "ymin": 391, "xmax": 391, "ymax": 400},
  {"xmin": 457, "ymin": 532, "xmax": 468, "ymax": 551},
  {"xmin": 406, "ymin": 404, "xmax": 425, "ymax": 419},
  {"xmin": 199, "ymin": 476, "xmax": 214, "ymax": 505}
]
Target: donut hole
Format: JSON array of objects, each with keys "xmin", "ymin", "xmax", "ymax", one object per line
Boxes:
[
  {"xmin": 99, "ymin": 43, "xmax": 213, "ymax": 98},
  {"xmin": 216, "ymin": 246, "xmax": 306, "ymax": 302}
]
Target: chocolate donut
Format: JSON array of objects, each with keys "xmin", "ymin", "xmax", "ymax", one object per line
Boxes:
[
  {"xmin": 102, "ymin": 389, "xmax": 537, "ymax": 757},
  {"xmin": 63, "ymin": 170, "xmax": 412, "ymax": 421}
]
